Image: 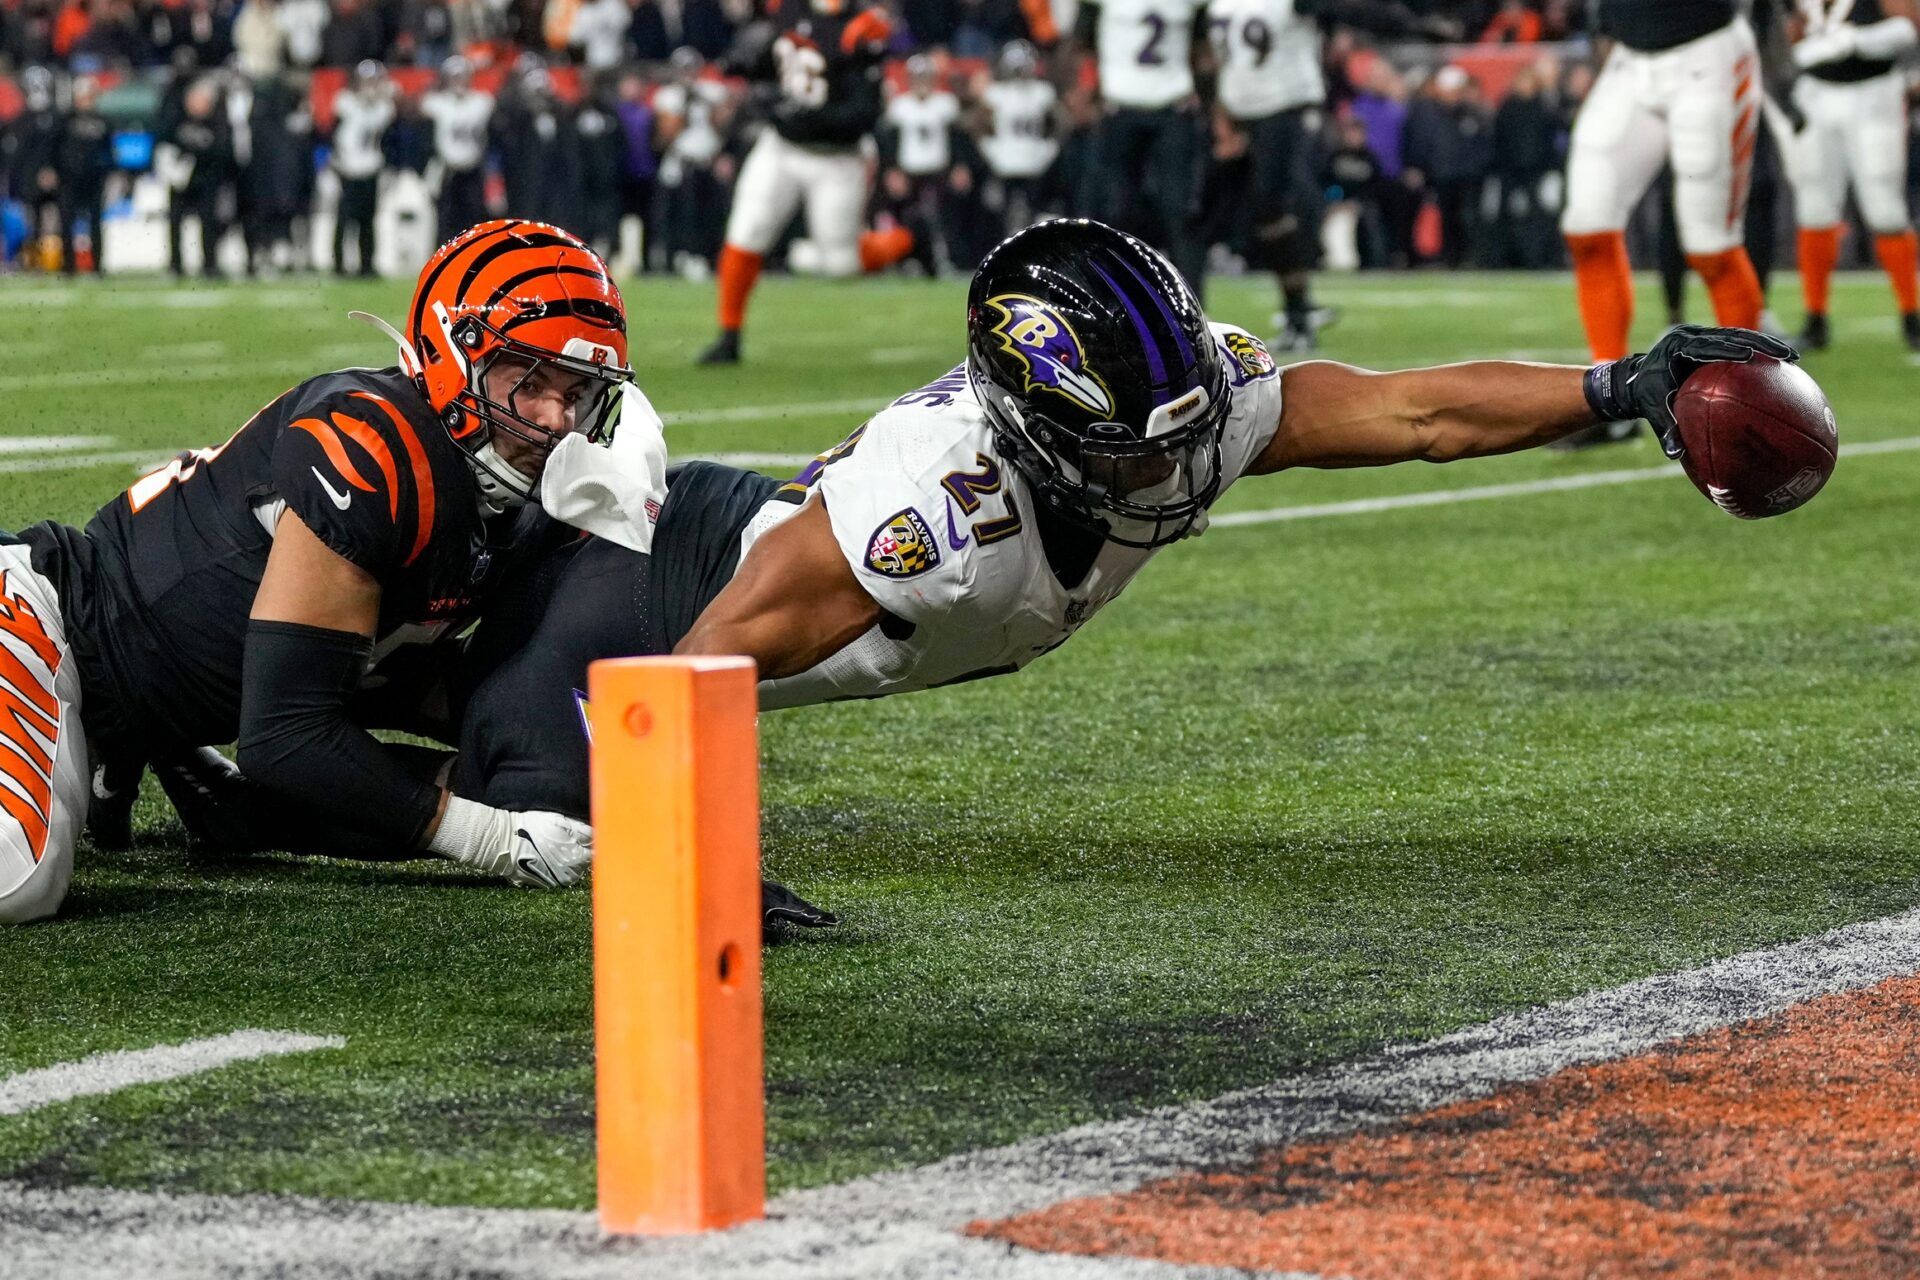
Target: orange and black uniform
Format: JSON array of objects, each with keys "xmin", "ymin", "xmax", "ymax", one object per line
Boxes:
[
  {"xmin": 18, "ymin": 367, "xmax": 518, "ymax": 846},
  {"xmin": 749, "ymin": 1, "xmax": 891, "ymax": 148}
]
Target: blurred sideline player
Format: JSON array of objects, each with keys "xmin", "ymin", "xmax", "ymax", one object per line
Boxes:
[
  {"xmin": 974, "ymin": 42, "xmax": 1063, "ymax": 237},
  {"xmin": 1206, "ymin": 0, "xmax": 1448, "ymax": 350},
  {"xmin": 0, "ymin": 221, "xmax": 630, "ymax": 923},
  {"xmin": 1561, "ymin": 0, "xmax": 1794, "ymax": 421},
  {"xmin": 1075, "ymin": 0, "xmax": 1214, "ymax": 287},
  {"xmin": 437, "ymin": 221, "xmax": 1794, "ymax": 888},
  {"xmin": 698, "ymin": 0, "xmax": 913, "ymax": 365},
  {"xmin": 422, "ymin": 57, "xmax": 495, "ymax": 243},
  {"xmin": 1779, "ymin": 0, "xmax": 1920, "ymax": 351},
  {"xmin": 881, "ymin": 55, "xmax": 965, "ymax": 275},
  {"xmin": 330, "ymin": 60, "xmax": 395, "ymax": 278}
]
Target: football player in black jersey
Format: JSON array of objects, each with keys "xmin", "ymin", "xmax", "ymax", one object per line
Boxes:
[
  {"xmin": 698, "ymin": 0, "xmax": 898, "ymax": 365},
  {"xmin": 0, "ymin": 219, "xmax": 633, "ymax": 923},
  {"xmin": 1781, "ymin": 0, "xmax": 1920, "ymax": 351}
]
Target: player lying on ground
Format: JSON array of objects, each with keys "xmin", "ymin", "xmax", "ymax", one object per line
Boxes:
[
  {"xmin": 0, "ymin": 220, "xmax": 631, "ymax": 924},
  {"xmin": 433, "ymin": 218, "xmax": 1799, "ymax": 919}
]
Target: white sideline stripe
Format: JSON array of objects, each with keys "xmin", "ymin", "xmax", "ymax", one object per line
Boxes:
[
  {"xmin": 1212, "ymin": 433, "xmax": 1920, "ymax": 529},
  {"xmin": 663, "ymin": 397, "xmax": 882, "ymax": 426},
  {"xmin": 0, "ymin": 436, "xmax": 111, "ymax": 455},
  {"xmin": 775, "ymin": 905, "xmax": 1920, "ymax": 1231},
  {"xmin": 0, "ymin": 450, "xmax": 173, "ymax": 477},
  {"xmin": 0, "ymin": 1031, "xmax": 345, "ymax": 1118},
  {"xmin": 682, "ymin": 451, "xmax": 817, "ymax": 470},
  {"xmin": 9, "ymin": 910, "xmax": 1920, "ymax": 1278}
]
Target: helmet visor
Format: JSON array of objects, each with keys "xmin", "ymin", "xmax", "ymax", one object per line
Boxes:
[{"xmin": 460, "ymin": 329, "xmax": 632, "ymax": 496}]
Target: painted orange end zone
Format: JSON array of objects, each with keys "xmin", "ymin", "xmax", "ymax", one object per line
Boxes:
[{"xmin": 978, "ymin": 975, "xmax": 1920, "ymax": 1279}]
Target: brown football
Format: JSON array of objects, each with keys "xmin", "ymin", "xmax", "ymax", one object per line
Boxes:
[{"xmin": 1671, "ymin": 356, "xmax": 1837, "ymax": 519}]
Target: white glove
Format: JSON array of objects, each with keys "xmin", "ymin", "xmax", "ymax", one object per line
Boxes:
[
  {"xmin": 1795, "ymin": 27, "xmax": 1857, "ymax": 68},
  {"xmin": 428, "ymin": 796, "xmax": 593, "ymax": 888}
]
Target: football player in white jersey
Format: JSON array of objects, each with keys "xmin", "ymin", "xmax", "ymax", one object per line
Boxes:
[
  {"xmin": 329, "ymin": 59, "xmax": 394, "ymax": 277},
  {"xmin": 433, "ymin": 220, "xmax": 1797, "ymax": 925},
  {"xmin": 1561, "ymin": 1, "xmax": 1796, "ymax": 393},
  {"xmin": 421, "ymin": 57, "xmax": 494, "ymax": 243},
  {"xmin": 975, "ymin": 42, "xmax": 1062, "ymax": 235},
  {"xmin": 1779, "ymin": 0, "xmax": 1920, "ymax": 351},
  {"xmin": 1075, "ymin": 0, "xmax": 1214, "ymax": 286}
]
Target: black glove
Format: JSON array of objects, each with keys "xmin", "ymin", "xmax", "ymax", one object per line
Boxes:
[
  {"xmin": 763, "ymin": 878, "xmax": 838, "ymax": 935},
  {"xmin": 1583, "ymin": 324, "xmax": 1798, "ymax": 460}
]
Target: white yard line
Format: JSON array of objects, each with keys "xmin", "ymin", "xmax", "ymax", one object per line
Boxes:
[
  {"xmin": 0, "ymin": 1030, "xmax": 344, "ymax": 1118},
  {"xmin": 8, "ymin": 908, "xmax": 1920, "ymax": 1278},
  {"xmin": 662, "ymin": 397, "xmax": 883, "ymax": 427},
  {"xmin": 0, "ymin": 450, "xmax": 173, "ymax": 477},
  {"xmin": 0, "ymin": 436, "xmax": 113, "ymax": 456},
  {"xmin": 1211, "ymin": 433, "xmax": 1920, "ymax": 529}
]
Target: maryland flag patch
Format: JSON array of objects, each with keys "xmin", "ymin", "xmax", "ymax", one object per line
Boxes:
[
  {"xmin": 865, "ymin": 508, "xmax": 941, "ymax": 578},
  {"xmin": 1224, "ymin": 331, "xmax": 1277, "ymax": 382}
]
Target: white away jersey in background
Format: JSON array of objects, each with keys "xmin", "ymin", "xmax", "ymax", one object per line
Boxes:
[
  {"xmin": 751, "ymin": 324, "xmax": 1284, "ymax": 709},
  {"xmin": 980, "ymin": 79, "xmax": 1060, "ymax": 177},
  {"xmin": 1093, "ymin": 0, "xmax": 1209, "ymax": 109},
  {"xmin": 886, "ymin": 90, "xmax": 962, "ymax": 175},
  {"xmin": 331, "ymin": 90, "xmax": 394, "ymax": 178},
  {"xmin": 1208, "ymin": 0, "xmax": 1324, "ymax": 119},
  {"xmin": 422, "ymin": 89, "xmax": 493, "ymax": 171}
]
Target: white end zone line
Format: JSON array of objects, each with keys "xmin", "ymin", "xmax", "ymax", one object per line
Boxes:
[
  {"xmin": 0, "ymin": 1030, "xmax": 345, "ymax": 1117},
  {"xmin": 8, "ymin": 908, "xmax": 1920, "ymax": 1278}
]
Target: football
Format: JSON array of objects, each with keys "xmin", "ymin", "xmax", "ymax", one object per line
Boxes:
[{"xmin": 1672, "ymin": 357, "xmax": 1838, "ymax": 519}]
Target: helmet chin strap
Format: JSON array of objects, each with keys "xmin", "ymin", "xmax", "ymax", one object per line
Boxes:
[{"xmin": 467, "ymin": 441, "xmax": 537, "ymax": 517}]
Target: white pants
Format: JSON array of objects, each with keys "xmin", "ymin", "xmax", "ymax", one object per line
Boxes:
[
  {"xmin": 1777, "ymin": 72, "xmax": 1911, "ymax": 233},
  {"xmin": 0, "ymin": 544, "xmax": 87, "ymax": 924},
  {"xmin": 723, "ymin": 130, "xmax": 868, "ymax": 276},
  {"xmin": 1561, "ymin": 18, "xmax": 1760, "ymax": 255}
]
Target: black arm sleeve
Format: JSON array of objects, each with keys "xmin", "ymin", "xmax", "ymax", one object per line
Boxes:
[
  {"xmin": 237, "ymin": 620, "xmax": 444, "ymax": 848},
  {"xmin": 1073, "ymin": 0, "xmax": 1100, "ymax": 46}
]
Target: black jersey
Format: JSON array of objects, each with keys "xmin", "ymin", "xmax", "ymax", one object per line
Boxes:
[
  {"xmin": 1804, "ymin": 0, "xmax": 1901, "ymax": 82},
  {"xmin": 22, "ymin": 367, "xmax": 505, "ymax": 753},
  {"xmin": 1597, "ymin": 0, "xmax": 1736, "ymax": 50},
  {"xmin": 755, "ymin": 0, "xmax": 891, "ymax": 149}
]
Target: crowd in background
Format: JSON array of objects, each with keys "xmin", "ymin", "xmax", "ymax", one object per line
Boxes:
[{"xmin": 1, "ymin": 0, "xmax": 1917, "ymax": 278}]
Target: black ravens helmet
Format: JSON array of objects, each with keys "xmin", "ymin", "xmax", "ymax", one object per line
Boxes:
[{"xmin": 966, "ymin": 218, "xmax": 1228, "ymax": 548}]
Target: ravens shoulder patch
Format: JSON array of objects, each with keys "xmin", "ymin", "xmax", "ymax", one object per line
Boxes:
[
  {"xmin": 1224, "ymin": 331, "xmax": 1277, "ymax": 382},
  {"xmin": 865, "ymin": 508, "xmax": 941, "ymax": 578}
]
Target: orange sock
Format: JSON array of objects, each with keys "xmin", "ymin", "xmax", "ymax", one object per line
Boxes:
[
  {"xmin": 715, "ymin": 244, "xmax": 764, "ymax": 332},
  {"xmin": 1874, "ymin": 229, "xmax": 1920, "ymax": 314},
  {"xmin": 859, "ymin": 226, "xmax": 915, "ymax": 274},
  {"xmin": 1687, "ymin": 247, "xmax": 1764, "ymax": 329},
  {"xmin": 1565, "ymin": 231, "xmax": 1634, "ymax": 362},
  {"xmin": 1797, "ymin": 226, "xmax": 1844, "ymax": 317}
]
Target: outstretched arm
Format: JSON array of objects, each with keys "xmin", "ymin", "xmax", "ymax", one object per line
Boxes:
[
  {"xmin": 1251, "ymin": 359, "xmax": 1595, "ymax": 473},
  {"xmin": 676, "ymin": 495, "xmax": 882, "ymax": 677}
]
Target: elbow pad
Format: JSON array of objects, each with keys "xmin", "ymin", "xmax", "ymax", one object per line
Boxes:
[
  {"xmin": 1854, "ymin": 17, "xmax": 1918, "ymax": 59},
  {"xmin": 238, "ymin": 620, "xmax": 443, "ymax": 848}
]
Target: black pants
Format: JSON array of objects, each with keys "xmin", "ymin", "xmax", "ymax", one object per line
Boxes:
[
  {"xmin": 1240, "ymin": 108, "xmax": 1324, "ymax": 274},
  {"xmin": 1097, "ymin": 106, "xmax": 1207, "ymax": 288},
  {"xmin": 334, "ymin": 174, "xmax": 379, "ymax": 274},
  {"xmin": 437, "ymin": 167, "xmax": 487, "ymax": 244},
  {"xmin": 168, "ymin": 186, "xmax": 226, "ymax": 276},
  {"xmin": 59, "ymin": 188, "xmax": 104, "ymax": 274}
]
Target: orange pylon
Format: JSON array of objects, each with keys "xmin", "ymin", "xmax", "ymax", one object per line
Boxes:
[{"xmin": 589, "ymin": 656, "xmax": 765, "ymax": 1235}]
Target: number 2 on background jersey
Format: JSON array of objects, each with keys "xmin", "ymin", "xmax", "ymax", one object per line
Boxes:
[
  {"xmin": 1138, "ymin": 12, "xmax": 1168, "ymax": 64},
  {"xmin": 941, "ymin": 454, "xmax": 1023, "ymax": 545}
]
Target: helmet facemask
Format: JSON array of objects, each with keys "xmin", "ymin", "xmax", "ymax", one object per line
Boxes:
[
  {"xmin": 975, "ymin": 361, "xmax": 1228, "ymax": 549},
  {"xmin": 439, "ymin": 308, "xmax": 631, "ymax": 511}
]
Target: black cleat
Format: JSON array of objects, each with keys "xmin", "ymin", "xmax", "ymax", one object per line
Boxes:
[
  {"xmin": 697, "ymin": 330, "xmax": 741, "ymax": 365},
  {"xmin": 1551, "ymin": 419, "xmax": 1643, "ymax": 451},
  {"xmin": 1796, "ymin": 312, "xmax": 1830, "ymax": 352},
  {"xmin": 86, "ymin": 754, "xmax": 146, "ymax": 852},
  {"xmin": 151, "ymin": 747, "xmax": 260, "ymax": 856},
  {"xmin": 1903, "ymin": 312, "xmax": 1920, "ymax": 352},
  {"xmin": 762, "ymin": 878, "xmax": 838, "ymax": 940}
]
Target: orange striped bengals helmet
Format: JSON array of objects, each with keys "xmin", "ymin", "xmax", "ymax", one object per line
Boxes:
[{"xmin": 405, "ymin": 219, "xmax": 632, "ymax": 505}]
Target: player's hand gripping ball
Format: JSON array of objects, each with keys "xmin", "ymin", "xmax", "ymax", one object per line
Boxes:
[{"xmin": 1584, "ymin": 325, "xmax": 1837, "ymax": 518}]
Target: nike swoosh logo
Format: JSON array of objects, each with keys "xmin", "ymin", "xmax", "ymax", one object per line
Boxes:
[
  {"xmin": 312, "ymin": 467, "xmax": 353, "ymax": 510},
  {"xmin": 945, "ymin": 498, "xmax": 971, "ymax": 551},
  {"xmin": 514, "ymin": 828, "xmax": 557, "ymax": 888}
]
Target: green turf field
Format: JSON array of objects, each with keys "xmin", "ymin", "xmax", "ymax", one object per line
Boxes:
[{"xmin": 0, "ymin": 270, "xmax": 1915, "ymax": 1207}]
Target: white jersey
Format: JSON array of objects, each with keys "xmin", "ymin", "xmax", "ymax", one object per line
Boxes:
[
  {"xmin": 422, "ymin": 89, "xmax": 493, "ymax": 172},
  {"xmin": 1095, "ymin": 0, "xmax": 1209, "ymax": 109},
  {"xmin": 655, "ymin": 80, "xmax": 728, "ymax": 181},
  {"xmin": 980, "ymin": 79, "xmax": 1059, "ymax": 178},
  {"xmin": 886, "ymin": 89, "xmax": 961, "ymax": 175},
  {"xmin": 276, "ymin": 0, "xmax": 329, "ymax": 67},
  {"xmin": 751, "ymin": 324, "xmax": 1283, "ymax": 709},
  {"xmin": 1207, "ymin": 0, "xmax": 1323, "ymax": 119},
  {"xmin": 331, "ymin": 90, "xmax": 394, "ymax": 179}
]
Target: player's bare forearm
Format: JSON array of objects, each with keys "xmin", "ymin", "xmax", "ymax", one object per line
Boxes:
[
  {"xmin": 1251, "ymin": 359, "xmax": 1597, "ymax": 474},
  {"xmin": 675, "ymin": 496, "xmax": 881, "ymax": 681}
]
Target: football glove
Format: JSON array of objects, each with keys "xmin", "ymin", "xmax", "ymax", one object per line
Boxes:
[
  {"xmin": 763, "ymin": 879, "xmax": 838, "ymax": 934},
  {"xmin": 1582, "ymin": 325, "xmax": 1799, "ymax": 460},
  {"xmin": 430, "ymin": 797, "xmax": 593, "ymax": 889}
]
